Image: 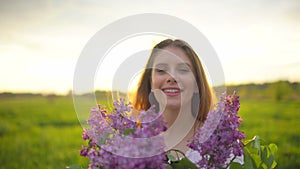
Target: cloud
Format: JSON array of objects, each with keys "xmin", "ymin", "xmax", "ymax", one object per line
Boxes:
[
  {"xmin": 1, "ymin": 0, "xmax": 300, "ymax": 93},
  {"xmin": 0, "ymin": 1, "xmax": 64, "ymax": 46}
]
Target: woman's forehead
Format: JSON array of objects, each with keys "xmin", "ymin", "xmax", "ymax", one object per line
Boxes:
[{"xmin": 153, "ymin": 47, "xmax": 192, "ymax": 65}]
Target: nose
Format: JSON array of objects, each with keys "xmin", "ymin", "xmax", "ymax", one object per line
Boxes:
[{"xmin": 166, "ymin": 73, "xmax": 177, "ymax": 83}]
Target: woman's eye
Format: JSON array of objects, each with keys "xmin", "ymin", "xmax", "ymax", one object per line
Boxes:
[
  {"xmin": 178, "ymin": 68, "xmax": 190, "ymax": 73},
  {"xmin": 180, "ymin": 69, "xmax": 189, "ymax": 72},
  {"xmin": 155, "ymin": 68, "xmax": 166, "ymax": 73}
]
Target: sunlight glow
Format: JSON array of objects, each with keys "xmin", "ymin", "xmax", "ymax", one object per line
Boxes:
[{"xmin": 1, "ymin": 1, "xmax": 299, "ymax": 94}]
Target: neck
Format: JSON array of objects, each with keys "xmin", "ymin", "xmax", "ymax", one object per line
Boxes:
[
  {"xmin": 162, "ymin": 107, "xmax": 179, "ymax": 128},
  {"xmin": 162, "ymin": 104, "xmax": 197, "ymax": 150},
  {"xmin": 162, "ymin": 104, "xmax": 195, "ymax": 129}
]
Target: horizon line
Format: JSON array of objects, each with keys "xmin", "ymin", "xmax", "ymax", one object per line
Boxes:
[{"xmin": 0, "ymin": 79, "xmax": 298, "ymax": 95}]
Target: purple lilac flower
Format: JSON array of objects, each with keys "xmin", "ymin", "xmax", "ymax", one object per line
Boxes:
[
  {"xmin": 80, "ymin": 99, "xmax": 167, "ymax": 169},
  {"xmin": 188, "ymin": 92, "xmax": 245, "ymax": 168}
]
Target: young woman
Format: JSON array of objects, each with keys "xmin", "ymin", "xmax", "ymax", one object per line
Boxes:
[{"xmin": 134, "ymin": 39, "xmax": 213, "ymax": 158}]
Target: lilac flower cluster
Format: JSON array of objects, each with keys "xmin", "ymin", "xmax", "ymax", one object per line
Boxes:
[
  {"xmin": 80, "ymin": 99, "xmax": 167, "ymax": 169},
  {"xmin": 188, "ymin": 92, "xmax": 245, "ymax": 169}
]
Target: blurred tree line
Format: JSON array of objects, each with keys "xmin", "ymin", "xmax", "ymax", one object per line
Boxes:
[
  {"xmin": 1, "ymin": 80, "xmax": 299, "ymax": 102},
  {"xmin": 225, "ymin": 80, "xmax": 300, "ymax": 101}
]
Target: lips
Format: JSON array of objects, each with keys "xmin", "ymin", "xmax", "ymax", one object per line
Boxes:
[
  {"xmin": 163, "ymin": 89, "xmax": 180, "ymax": 93},
  {"xmin": 162, "ymin": 87, "xmax": 181, "ymax": 96}
]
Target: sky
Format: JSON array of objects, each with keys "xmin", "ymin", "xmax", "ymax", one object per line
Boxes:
[{"xmin": 1, "ymin": 0, "xmax": 300, "ymax": 94}]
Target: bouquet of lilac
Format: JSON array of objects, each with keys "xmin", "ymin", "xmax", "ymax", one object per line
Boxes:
[
  {"xmin": 80, "ymin": 99, "xmax": 167, "ymax": 169},
  {"xmin": 187, "ymin": 92, "xmax": 245, "ymax": 168},
  {"xmin": 78, "ymin": 92, "xmax": 278, "ymax": 169},
  {"xmin": 185, "ymin": 92, "xmax": 278, "ymax": 169}
]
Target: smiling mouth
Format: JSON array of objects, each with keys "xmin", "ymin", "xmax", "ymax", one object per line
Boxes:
[
  {"xmin": 161, "ymin": 88, "xmax": 182, "ymax": 96},
  {"xmin": 163, "ymin": 89, "xmax": 180, "ymax": 93}
]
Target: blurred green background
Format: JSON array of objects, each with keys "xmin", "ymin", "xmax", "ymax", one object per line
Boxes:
[{"xmin": 0, "ymin": 80, "xmax": 299, "ymax": 169}]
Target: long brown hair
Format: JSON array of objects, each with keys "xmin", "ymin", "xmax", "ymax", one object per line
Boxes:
[{"xmin": 134, "ymin": 39, "xmax": 212, "ymax": 129}]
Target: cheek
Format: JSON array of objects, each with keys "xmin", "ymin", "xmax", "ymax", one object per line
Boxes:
[
  {"xmin": 151, "ymin": 73, "xmax": 168, "ymax": 89},
  {"xmin": 179, "ymin": 74, "xmax": 197, "ymax": 88}
]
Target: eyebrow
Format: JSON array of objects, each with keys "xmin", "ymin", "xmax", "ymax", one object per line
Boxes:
[
  {"xmin": 154, "ymin": 63, "xmax": 168, "ymax": 67},
  {"xmin": 154, "ymin": 62, "xmax": 192, "ymax": 68},
  {"xmin": 178, "ymin": 62, "xmax": 192, "ymax": 68}
]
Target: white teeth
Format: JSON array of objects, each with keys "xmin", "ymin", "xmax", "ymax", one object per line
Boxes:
[{"xmin": 164, "ymin": 89, "xmax": 179, "ymax": 93}]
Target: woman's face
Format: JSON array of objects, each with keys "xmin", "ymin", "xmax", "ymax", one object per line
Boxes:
[{"xmin": 151, "ymin": 46, "xmax": 198, "ymax": 110}]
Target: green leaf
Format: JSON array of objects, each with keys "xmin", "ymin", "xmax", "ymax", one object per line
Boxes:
[
  {"xmin": 252, "ymin": 152, "xmax": 262, "ymax": 168},
  {"xmin": 268, "ymin": 143, "xmax": 278, "ymax": 155},
  {"xmin": 179, "ymin": 157, "xmax": 198, "ymax": 169},
  {"xmin": 261, "ymin": 144, "xmax": 278, "ymax": 169},
  {"xmin": 167, "ymin": 154, "xmax": 178, "ymax": 162},
  {"xmin": 229, "ymin": 162, "xmax": 244, "ymax": 169},
  {"xmin": 166, "ymin": 164, "xmax": 173, "ymax": 169},
  {"xmin": 268, "ymin": 143, "xmax": 278, "ymax": 169},
  {"xmin": 169, "ymin": 162, "xmax": 184, "ymax": 169},
  {"xmin": 259, "ymin": 163, "xmax": 268, "ymax": 169},
  {"xmin": 169, "ymin": 157, "xmax": 198, "ymax": 169},
  {"xmin": 243, "ymin": 136, "xmax": 278, "ymax": 169},
  {"xmin": 243, "ymin": 147, "xmax": 258, "ymax": 169},
  {"xmin": 262, "ymin": 146, "xmax": 274, "ymax": 168},
  {"xmin": 271, "ymin": 161, "xmax": 277, "ymax": 169},
  {"xmin": 123, "ymin": 128, "xmax": 136, "ymax": 135},
  {"xmin": 252, "ymin": 136, "xmax": 260, "ymax": 153}
]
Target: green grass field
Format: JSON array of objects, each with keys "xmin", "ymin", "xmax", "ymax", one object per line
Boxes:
[
  {"xmin": 0, "ymin": 92, "xmax": 299, "ymax": 168},
  {"xmin": 238, "ymin": 99, "xmax": 300, "ymax": 169},
  {"xmin": 0, "ymin": 96, "xmax": 89, "ymax": 169}
]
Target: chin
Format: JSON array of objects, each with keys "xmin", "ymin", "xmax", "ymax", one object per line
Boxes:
[{"xmin": 166, "ymin": 101, "xmax": 182, "ymax": 110}]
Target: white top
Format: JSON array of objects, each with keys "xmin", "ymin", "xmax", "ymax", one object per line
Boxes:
[{"xmin": 185, "ymin": 149, "xmax": 244, "ymax": 168}]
